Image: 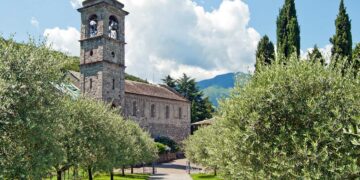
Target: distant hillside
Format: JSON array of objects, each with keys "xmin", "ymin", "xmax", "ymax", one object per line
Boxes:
[{"xmin": 198, "ymin": 72, "xmax": 251, "ymax": 106}]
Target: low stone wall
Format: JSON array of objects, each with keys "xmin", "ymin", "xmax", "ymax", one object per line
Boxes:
[{"xmin": 157, "ymin": 153, "xmax": 177, "ymax": 163}]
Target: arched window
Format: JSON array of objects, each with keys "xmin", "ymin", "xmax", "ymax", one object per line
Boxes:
[
  {"xmin": 165, "ymin": 106, "xmax": 170, "ymax": 119},
  {"xmin": 178, "ymin": 107, "xmax": 182, "ymax": 119},
  {"xmin": 151, "ymin": 104, "xmax": 156, "ymax": 118},
  {"xmin": 132, "ymin": 101, "xmax": 137, "ymax": 117},
  {"xmin": 108, "ymin": 16, "xmax": 118, "ymax": 39},
  {"xmin": 89, "ymin": 15, "xmax": 98, "ymax": 37}
]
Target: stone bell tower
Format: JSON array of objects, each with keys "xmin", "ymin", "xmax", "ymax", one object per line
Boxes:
[{"xmin": 78, "ymin": 0, "xmax": 128, "ymax": 108}]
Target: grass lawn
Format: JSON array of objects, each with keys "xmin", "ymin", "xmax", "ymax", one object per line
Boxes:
[
  {"xmin": 191, "ymin": 174, "xmax": 222, "ymax": 180},
  {"xmin": 92, "ymin": 174, "xmax": 150, "ymax": 180},
  {"xmin": 46, "ymin": 173, "xmax": 150, "ymax": 180}
]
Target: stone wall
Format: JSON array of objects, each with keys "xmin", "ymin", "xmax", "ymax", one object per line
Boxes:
[{"xmin": 124, "ymin": 93, "xmax": 191, "ymax": 143}]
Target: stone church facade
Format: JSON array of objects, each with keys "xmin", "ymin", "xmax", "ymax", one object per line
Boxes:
[{"xmin": 75, "ymin": 0, "xmax": 191, "ymax": 142}]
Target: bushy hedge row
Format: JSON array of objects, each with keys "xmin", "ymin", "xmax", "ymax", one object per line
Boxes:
[
  {"xmin": 0, "ymin": 38, "xmax": 158, "ymax": 179},
  {"xmin": 185, "ymin": 58, "xmax": 360, "ymax": 179}
]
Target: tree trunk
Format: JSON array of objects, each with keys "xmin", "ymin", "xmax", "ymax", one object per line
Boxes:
[
  {"xmin": 214, "ymin": 167, "xmax": 217, "ymax": 176},
  {"xmin": 88, "ymin": 167, "xmax": 93, "ymax": 180},
  {"xmin": 73, "ymin": 167, "xmax": 76, "ymax": 180},
  {"xmin": 110, "ymin": 171, "xmax": 114, "ymax": 180},
  {"xmin": 121, "ymin": 166, "xmax": 125, "ymax": 176},
  {"xmin": 57, "ymin": 170, "xmax": 62, "ymax": 180},
  {"xmin": 131, "ymin": 165, "xmax": 134, "ymax": 174}
]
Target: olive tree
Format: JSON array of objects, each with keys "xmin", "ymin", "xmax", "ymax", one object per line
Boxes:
[
  {"xmin": 184, "ymin": 123, "xmax": 224, "ymax": 175},
  {"xmin": 0, "ymin": 38, "xmax": 66, "ymax": 179},
  {"xmin": 216, "ymin": 58, "xmax": 359, "ymax": 179}
]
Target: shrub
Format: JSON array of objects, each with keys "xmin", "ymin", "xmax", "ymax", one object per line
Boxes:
[
  {"xmin": 156, "ymin": 143, "xmax": 168, "ymax": 155},
  {"xmin": 155, "ymin": 136, "xmax": 179, "ymax": 153}
]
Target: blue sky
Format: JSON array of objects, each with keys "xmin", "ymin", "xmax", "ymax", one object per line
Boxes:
[
  {"xmin": 195, "ymin": 0, "xmax": 360, "ymax": 49},
  {"xmin": 1, "ymin": 0, "xmax": 359, "ymax": 81}
]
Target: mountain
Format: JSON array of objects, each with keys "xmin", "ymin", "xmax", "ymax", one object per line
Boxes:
[{"xmin": 198, "ymin": 72, "xmax": 251, "ymax": 107}]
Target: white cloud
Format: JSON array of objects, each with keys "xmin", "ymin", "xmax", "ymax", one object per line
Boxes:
[
  {"xmin": 43, "ymin": 27, "xmax": 80, "ymax": 56},
  {"xmin": 70, "ymin": 0, "xmax": 82, "ymax": 9},
  {"xmin": 63, "ymin": 0, "xmax": 260, "ymax": 82},
  {"xmin": 30, "ymin": 17, "xmax": 39, "ymax": 28},
  {"xmin": 123, "ymin": 0, "xmax": 260, "ymax": 82}
]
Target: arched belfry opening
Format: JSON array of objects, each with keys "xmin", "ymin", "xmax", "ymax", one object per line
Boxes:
[
  {"xmin": 89, "ymin": 14, "xmax": 98, "ymax": 37},
  {"xmin": 108, "ymin": 16, "xmax": 119, "ymax": 39}
]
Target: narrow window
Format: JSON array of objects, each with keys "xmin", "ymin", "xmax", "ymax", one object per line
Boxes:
[
  {"xmin": 132, "ymin": 101, "xmax": 137, "ymax": 117},
  {"xmin": 165, "ymin": 106, "xmax": 170, "ymax": 119},
  {"xmin": 89, "ymin": 78, "xmax": 93, "ymax": 89},
  {"xmin": 179, "ymin": 107, "xmax": 182, "ymax": 119},
  {"xmin": 111, "ymin": 52, "xmax": 115, "ymax": 58},
  {"xmin": 112, "ymin": 79, "xmax": 115, "ymax": 90},
  {"xmin": 141, "ymin": 102, "xmax": 145, "ymax": 117},
  {"xmin": 151, "ymin": 104, "xmax": 156, "ymax": 118},
  {"xmin": 90, "ymin": 50, "xmax": 93, "ymax": 56}
]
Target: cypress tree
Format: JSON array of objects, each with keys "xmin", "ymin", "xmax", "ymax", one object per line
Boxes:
[
  {"xmin": 276, "ymin": 0, "xmax": 300, "ymax": 59},
  {"xmin": 308, "ymin": 45, "xmax": 325, "ymax": 65},
  {"xmin": 330, "ymin": 0, "xmax": 352, "ymax": 65},
  {"xmin": 255, "ymin": 35, "xmax": 275, "ymax": 72},
  {"xmin": 352, "ymin": 43, "xmax": 360, "ymax": 76}
]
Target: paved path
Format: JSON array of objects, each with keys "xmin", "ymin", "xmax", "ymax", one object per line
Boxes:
[{"xmin": 149, "ymin": 159, "xmax": 192, "ymax": 180}]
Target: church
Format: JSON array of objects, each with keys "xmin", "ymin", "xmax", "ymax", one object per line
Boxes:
[{"xmin": 69, "ymin": 0, "xmax": 191, "ymax": 142}]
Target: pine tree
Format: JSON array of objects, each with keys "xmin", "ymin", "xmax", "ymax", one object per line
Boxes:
[
  {"xmin": 255, "ymin": 35, "xmax": 275, "ymax": 72},
  {"xmin": 162, "ymin": 75, "xmax": 176, "ymax": 89},
  {"xmin": 276, "ymin": 0, "xmax": 300, "ymax": 59},
  {"xmin": 330, "ymin": 0, "xmax": 352, "ymax": 66},
  {"xmin": 163, "ymin": 74, "xmax": 214, "ymax": 123},
  {"xmin": 308, "ymin": 45, "xmax": 325, "ymax": 65}
]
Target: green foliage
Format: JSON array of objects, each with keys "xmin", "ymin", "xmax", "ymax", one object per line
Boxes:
[
  {"xmin": 155, "ymin": 136, "xmax": 179, "ymax": 153},
  {"xmin": 184, "ymin": 124, "xmax": 223, "ymax": 174},
  {"xmin": 308, "ymin": 45, "xmax": 325, "ymax": 65},
  {"xmin": 156, "ymin": 143, "xmax": 168, "ymax": 155},
  {"xmin": 276, "ymin": 0, "xmax": 300, "ymax": 59},
  {"xmin": 352, "ymin": 43, "xmax": 360, "ymax": 76},
  {"xmin": 163, "ymin": 74, "xmax": 214, "ymax": 123},
  {"xmin": 186, "ymin": 58, "xmax": 360, "ymax": 179},
  {"xmin": 125, "ymin": 73, "xmax": 148, "ymax": 84},
  {"xmin": 255, "ymin": 35, "xmax": 275, "ymax": 72},
  {"xmin": 0, "ymin": 37, "xmax": 65, "ymax": 179},
  {"xmin": 191, "ymin": 174, "xmax": 222, "ymax": 180},
  {"xmin": 162, "ymin": 75, "xmax": 176, "ymax": 89},
  {"xmin": 0, "ymin": 37, "xmax": 158, "ymax": 179},
  {"xmin": 330, "ymin": 0, "xmax": 352, "ymax": 70},
  {"xmin": 122, "ymin": 121, "xmax": 158, "ymax": 167}
]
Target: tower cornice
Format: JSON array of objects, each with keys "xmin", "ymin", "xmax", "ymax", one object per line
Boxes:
[
  {"xmin": 79, "ymin": 35, "xmax": 126, "ymax": 45},
  {"xmin": 78, "ymin": 0, "xmax": 129, "ymax": 15}
]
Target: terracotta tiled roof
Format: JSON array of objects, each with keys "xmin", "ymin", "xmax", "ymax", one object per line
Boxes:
[
  {"xmin": 66, "ymin": 71, "xmax": 188, "ymax": 102},
  {"xmin": 125, "ymin": 80, "xmax": 189, "ymax": 102}
]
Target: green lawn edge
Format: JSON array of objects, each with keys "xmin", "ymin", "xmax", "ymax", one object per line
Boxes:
[{"xmin": 191, "ymin": 173, "xmax": 222, "ymax": 180}]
